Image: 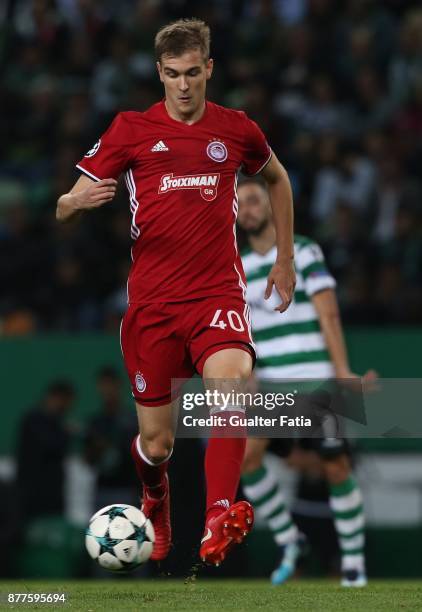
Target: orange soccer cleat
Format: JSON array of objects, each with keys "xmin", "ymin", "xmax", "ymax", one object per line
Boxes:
[
  {"xmin": 200, "ymin": 500, "xmax": 254, "ymax": 566},
  {"xmin": 141, "ymin": 474, "xmax": 171, "ymax": 561}
]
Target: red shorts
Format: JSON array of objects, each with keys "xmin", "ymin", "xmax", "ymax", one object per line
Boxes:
[{"xmin": 120, "ymin": 296, "xmax": 255, "ymax": 406}]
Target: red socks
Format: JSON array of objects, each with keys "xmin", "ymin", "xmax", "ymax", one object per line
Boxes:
[
  {"xmin": 205, "ymin": 437, "xmax": 246, "ymax": 521},
  {"xmin": 130, "ymin": 435, "xmax": 169, "ymax": 499},
  {"xmin": 131, "ymin": 428, "xmax": 246, "ymax": 518}
]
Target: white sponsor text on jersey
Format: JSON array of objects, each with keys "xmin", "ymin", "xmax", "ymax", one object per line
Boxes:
[{"xmin": 158, "ymin": 173, "xmax": 220, "ymax": 202}]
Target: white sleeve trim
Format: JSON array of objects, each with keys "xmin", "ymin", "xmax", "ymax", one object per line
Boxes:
[
  {"xmin": 76, "ymin": 164, "xmax": 101, "ymax": 182},
  {"xmin": 307, "ymin": 279, "xmax": 336, "ymax": 296},
  {"xmin": 247, "ymin": 149, "xmax": 273, "ymax": 176}
]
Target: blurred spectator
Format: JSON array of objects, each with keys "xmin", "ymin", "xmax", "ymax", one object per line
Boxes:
[
  {"xmin": 50, "ymin": 254, "xmax": 98, "ymax": 330},
  {"xmin": 91, "ymin": 33, "xmax": 138, "ymax": 115},
  {"xmin": 16, "ymin": 381, "xmax": 76, "ymax": 519},
  {"xmin": 389, "ymin": 9, "xmax": 422, "ymax": 105},
  {"xmin": 320, "ymin": 202, "xmax": 366, "ymax": 282},
  {"xmin": 375, "ymin": 189, "xmax": 422, "ymax": 322},
  {"xmin": 348, "ymin": 67, "xmax": 396, "ymax": 138},
  {"xmin": 310, "ymin": 142, "xmax": 375, "ymax": 222},
  {"xmin": 299, "ymin": 74, "xmax": 346, "ymax": 135},
  {"xmin": 84, "ymin": 367, "xmax": 138, "ymax": 507},
  {"xmin": 372, "ymin": 155, "xmax": 404, "ymax": 243},
  {"xmin": 0, "ymin": 192, "xmax": 51, "ymax": 328}
]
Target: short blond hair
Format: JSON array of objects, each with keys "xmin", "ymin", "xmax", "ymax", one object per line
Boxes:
[{"xmin": 155, "ymin": 18, "xmax": 210, "ymax": 62}]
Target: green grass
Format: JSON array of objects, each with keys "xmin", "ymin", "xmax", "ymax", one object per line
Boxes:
[{"xmin": 0, "ymin": 579, "xmax": 421, "ymax": 612}]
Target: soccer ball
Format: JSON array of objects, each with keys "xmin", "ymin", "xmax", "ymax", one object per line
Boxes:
[{"xmin": 85, "ymin": 504, "xmax": 154, "ymax": 571}]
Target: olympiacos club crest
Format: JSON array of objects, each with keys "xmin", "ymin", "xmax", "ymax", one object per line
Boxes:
[
  {"xmin": 135, "ymin": 372, "xmax": 146, "ymax": 393},
  {"xmin": 207, "ymin": 141, "xmax": 227, "ymax": 163}
]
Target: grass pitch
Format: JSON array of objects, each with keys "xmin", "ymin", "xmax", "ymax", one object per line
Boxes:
[{"xmin": 0, "ymin": 579, "xmax": 421, "ymax": 612}]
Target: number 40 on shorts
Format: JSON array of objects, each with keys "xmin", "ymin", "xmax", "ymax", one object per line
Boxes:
[{"xmin": 210, "ymin": 309, "xmax": 245, "ymax": 332}]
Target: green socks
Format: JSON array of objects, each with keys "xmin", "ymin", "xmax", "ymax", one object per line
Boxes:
[
  {"xmin": 242, "ymin": 463, "xmax": 298, "ymax": 546},
  {"xmin": 329, "ymin": 476, "xmax": 366, "ymax": 573}
]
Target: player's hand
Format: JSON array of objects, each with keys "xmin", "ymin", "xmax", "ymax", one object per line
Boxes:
[
  {"xmin": 361, "ymin": 369, "xmax": 379, "ymax": 392},
  {"xmin": 72, "ymin": 178, "xmax": 117, "ymax": 211},
  {"xmin": 337, "ymin": 369, "xmax": 379, "ymax": 393},
  {"xmin": 265, "ymin": 259, "xmax": 296, "ymax": 313}
]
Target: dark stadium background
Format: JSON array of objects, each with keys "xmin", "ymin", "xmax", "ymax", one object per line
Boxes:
[{"xmin": 0, "ymin": 0, "xmax": 421, "ymax": 580}]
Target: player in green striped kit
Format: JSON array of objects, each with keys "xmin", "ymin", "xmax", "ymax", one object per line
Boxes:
[{"xmin": 237, "ymin": 178, "xmax": 377, "ymax": 587}]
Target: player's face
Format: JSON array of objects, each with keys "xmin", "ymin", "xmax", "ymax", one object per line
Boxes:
[
  {"xmin": 237, "ymin": 183, "xmax": 271, "ymax": 236},
  {"xmin": 157, "ymin": 49, "xmax": 213, "ymax": 120}
]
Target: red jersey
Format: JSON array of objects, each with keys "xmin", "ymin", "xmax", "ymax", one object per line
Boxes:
[{"xmin": 76, "ymin": 100, "xmax": 272, "ymax": 304}]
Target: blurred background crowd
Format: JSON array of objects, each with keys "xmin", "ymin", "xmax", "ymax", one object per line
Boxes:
[{"xmin": 1, "ymin": 0, "xmax": 422, "ymax": 334}]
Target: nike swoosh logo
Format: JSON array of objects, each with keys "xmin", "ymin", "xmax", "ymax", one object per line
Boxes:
[{"xmin": 201, "ymin": 528, "xmax": 212, "ymax": 544}]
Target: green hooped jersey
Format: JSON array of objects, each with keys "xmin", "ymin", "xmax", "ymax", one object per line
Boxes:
[{"xmin": 242, "ymin": 235, "xmax": 336, "ymax": 379}]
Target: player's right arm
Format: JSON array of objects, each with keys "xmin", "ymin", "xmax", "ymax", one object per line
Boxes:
[
  {"xmin": 312, "ymin": 289, "xmax": 378, "ymax": 384},
  {"xmin": 312, "ymin": 288, "xmax": 354, "ymax": 379},
  {"xmin": 57, "ymin": 112, "xmax": 133, "ymax": 223},
  {"xmin": 56, "ymin": 175, "xmax": 117, "ymax": 223},
  {"xmin": 297, "ymin": 240, "xmax": 378, "ymax": 383}
]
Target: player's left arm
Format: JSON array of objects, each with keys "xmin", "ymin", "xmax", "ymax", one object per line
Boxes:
[
  {"xmin": 312, "ymin": 288, "xmax": 377, "ymax": 382},
  {"xmin": 260, "ymin": 153, "xmax": 295, "ymax": 313}
]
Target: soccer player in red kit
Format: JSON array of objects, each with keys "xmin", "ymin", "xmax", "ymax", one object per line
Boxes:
[{"xmin": 56, "ymin": 19, "xmax": 295, "ymax": 566}]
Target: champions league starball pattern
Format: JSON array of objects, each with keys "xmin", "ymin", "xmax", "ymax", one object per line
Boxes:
[{"xmin": 85, "ymin": 504, "xmax": 155, "ymax": 571}]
